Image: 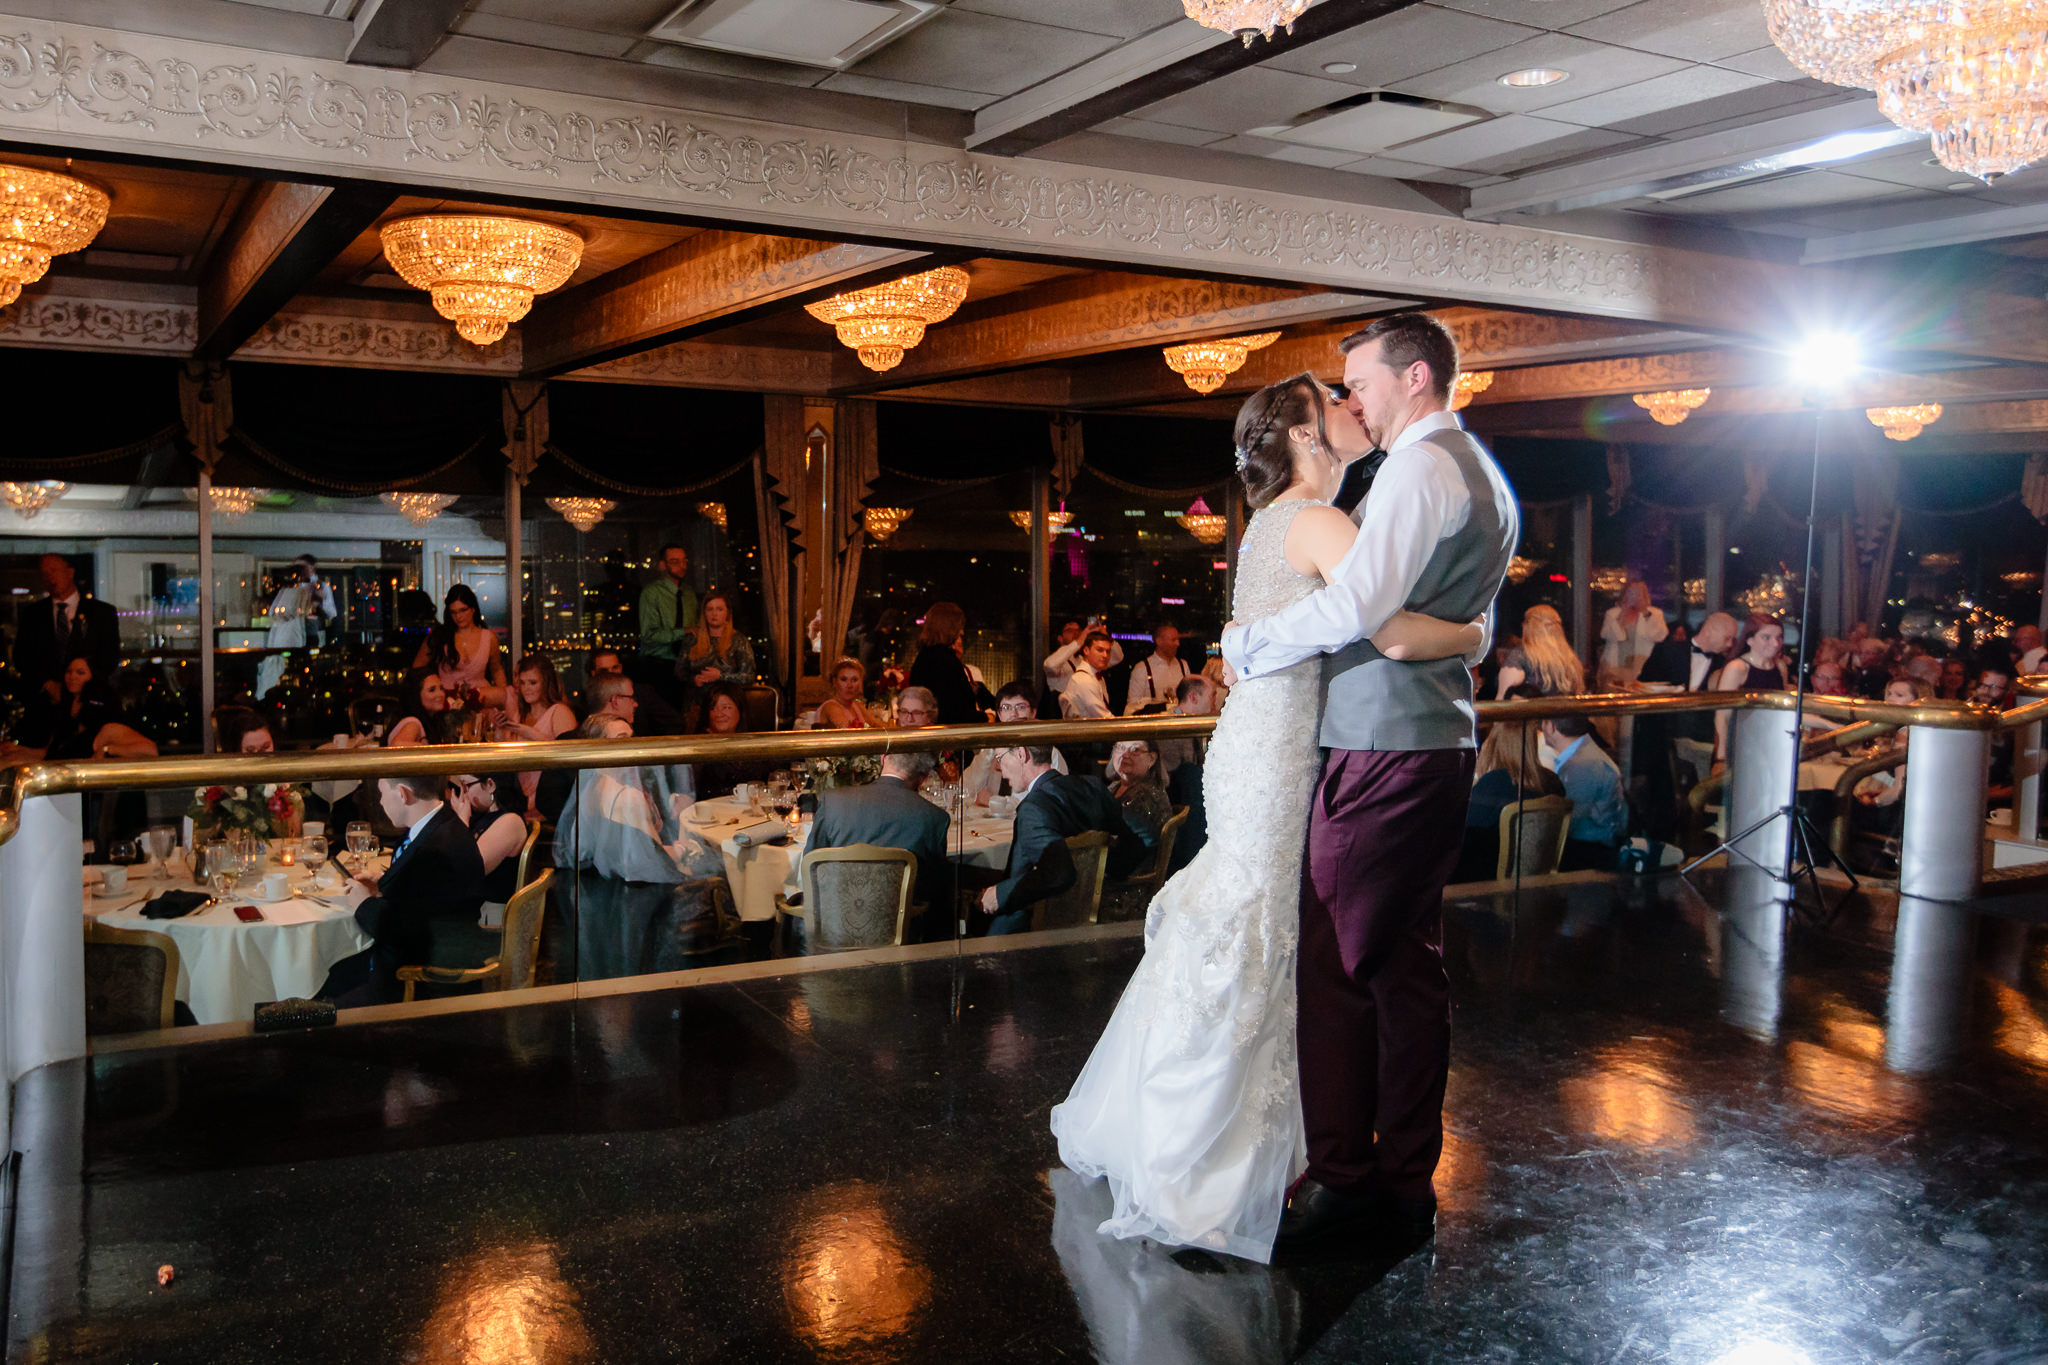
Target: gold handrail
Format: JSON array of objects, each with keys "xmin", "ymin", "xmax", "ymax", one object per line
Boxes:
[{"xmin": 1829, "ymin": 748, "xmax": 1910, "ymax": 858}]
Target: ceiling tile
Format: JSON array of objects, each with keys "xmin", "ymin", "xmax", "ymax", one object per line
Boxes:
[
  {"xmin": 1131, "ymin": 65, "xmax": 1362, "ymax": 134},
  {"xmin": 1540, "ymin": 63, "xmax": 1771, "ymax": 129},
  {"xmin": 819, "ymin": 71, "xmax": 990, "ymax": 109},
  {"xmin": 1394, "ymin": 32, "xmax": 1689, "ymax": 112},
  {"xmin": 1428, "ymin": 0, "xmax": 1636, "ymax": 26},
  {"xmin": 1265, "ymin": 143, "xmax": 1367, "ymax": 168},
  {"xmin": 949, "ymin": 0, "xmax": 1186, "ymax": 39},
  {"xmin": 1567, "ymin": 0, "xmax": 1777, "ymax": 63},
  {"xmin": 1716, "ymin": 43, "xmax": 1807, "ymax": 81},
  {"xmin": 849, "ymin": 9, "xmax": 1119, "ymax": 97},
  {"xmin": 449, "ymin": 12, "xmax": 644, "ymax": 59},
  {"xmin": 468, "ymin": 0, "xmax": 677, "ymax": 29},
  {"xmin": 1334, "ymin": 154, "xmax": 1489, "ymax": 185},
  {"xmin": 1651, "ymin": 168, "xmax": 1916, "ymax": 214},
  {"xmin": 1093, "ymin": 117, "xmax": 1229, "ymax": 147},
  {"xmin": 1261, "ymin": 5, "xmax": 1538, "ymax": 89},
  {"xmin": 1392, "ymin": 112, "xmax": 1633, "ymax": 170}
]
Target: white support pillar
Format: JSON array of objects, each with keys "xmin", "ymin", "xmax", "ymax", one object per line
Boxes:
[
  {"xmin": 0, "ymin": 794, "xmax": 87, "ymax": 1084},
  {"xmin": 2016, "ymin": 720, "xmax": 2043, "ymax": 843},
  {"xmin": 1727, "ymin": 705, "xmax": 1797, "ymax": 871},
  {"xmin": 1886, "ymin": 893, "xmax": 1978, "ymax": 1073},
  {"xmin": 1898, "ymin": 725, "xmax": 1989, "ymax": 901},
  {"xmin": 197, "ymin": 466, "xmax": 215, "ymax": 752}
]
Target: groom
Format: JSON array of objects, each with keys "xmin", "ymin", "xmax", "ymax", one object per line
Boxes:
[{"xmin": 1221, "ymin": 312, "xmax": 1518, "ymax": 1256}]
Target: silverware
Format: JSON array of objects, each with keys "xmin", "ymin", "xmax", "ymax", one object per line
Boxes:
[{"xmin": 102, "ymin": 896, "xmax": 148, "ymax": 914}]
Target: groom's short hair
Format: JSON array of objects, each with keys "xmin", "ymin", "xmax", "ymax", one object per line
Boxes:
[{"xmin": 1341, "ymin": 313, "xmax": 1458, "ymax": 405}]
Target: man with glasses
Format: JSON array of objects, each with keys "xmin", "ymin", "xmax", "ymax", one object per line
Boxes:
[
  {"xmin": 966, "ymin": 681, "xmax": 1067, "ymax": 805},
  {"xmin": 975, "ymin": 743, "xmax": 1143, "ymax": 935}
]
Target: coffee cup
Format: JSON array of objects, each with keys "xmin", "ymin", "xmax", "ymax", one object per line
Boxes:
[
  {"xmin": 734, "ymin": 783, "xmax": 757, "ymax": 806},
  {"xmin": 260, "ymin": 871, "xmax": 290, "ymax": 901},
  {"xmin": 98, "ymin": 864, "xmax": 128, "ymax": 895}
]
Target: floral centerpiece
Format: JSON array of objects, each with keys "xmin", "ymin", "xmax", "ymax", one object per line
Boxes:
[
  {"xmin": 186, "ymin": 783, "xmax": 306, "ymax": 839},
  {"xmin": 804, "ymin": 754, "xmax": 881, "ymax": 790}
]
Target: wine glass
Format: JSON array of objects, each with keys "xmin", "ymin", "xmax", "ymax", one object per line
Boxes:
[
  {"xmin": 302, "ymin": 834, "xmax": 328, "ymax": 889},
  {"xmin": 109, "ymin": 838, "xmax": 142, "ymax": 871},
  {"xmin": 146, "ymin": 827, "xmax": 176, "ymax": 881},
  {"xmin": 204, "ymin": 840, "xmax": 234, "ymax": 900},
  {"xmin": 346, "ymin": 822, "xmax": 374, "ymax": 873}
]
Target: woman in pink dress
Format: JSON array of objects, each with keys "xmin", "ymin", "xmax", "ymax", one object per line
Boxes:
[
  {"xmin": 499, "ymin": 653, "xmax": 577, "ymax": 809},
  {"xmin": 414, "ymin": 584, "xmax": 507, "ymax": 709}
]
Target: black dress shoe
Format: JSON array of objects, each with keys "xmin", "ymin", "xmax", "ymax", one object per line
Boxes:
[
  {"xmin": 1273, "ymin": 1179, "xmax": 1437, "ymax": 1262},
  {"xmin": 1275, "ymin": 1177, "xmax": 1377, "ymax": 1245}
]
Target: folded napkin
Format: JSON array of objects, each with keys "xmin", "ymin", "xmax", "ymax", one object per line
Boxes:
[
  {"xmin": 139, "ymin": 890, "xmax": 210, "ymax": 920},
  {"xmin": 730, "ymin": 820, "xmax": 789, "ymax": 848}
]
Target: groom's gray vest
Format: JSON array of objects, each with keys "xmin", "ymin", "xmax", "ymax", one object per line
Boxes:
[{"xmin": 1320, "ymin": 428, "xmax": 1518, "ymax": 752}]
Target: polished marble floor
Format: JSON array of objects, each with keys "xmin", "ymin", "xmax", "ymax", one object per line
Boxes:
[{"xmin": 12, "ymin": 869, "xmax": 2048, "ymax": 1364}]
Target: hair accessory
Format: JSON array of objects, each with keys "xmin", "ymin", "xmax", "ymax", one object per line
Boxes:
[{"xmin": 1232, "ymin": 445, "xmax": 1251, "ymax": 473}]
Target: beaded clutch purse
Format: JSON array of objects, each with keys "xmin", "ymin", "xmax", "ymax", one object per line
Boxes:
[{"xmin": 253, "ymin": 997, "xmax": 336, "ymax": 1032}]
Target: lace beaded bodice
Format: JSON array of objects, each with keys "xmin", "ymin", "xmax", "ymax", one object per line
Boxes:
[{"xmin": 1229, "ymin": 498, "xmax": 1329, "ymax": 624}]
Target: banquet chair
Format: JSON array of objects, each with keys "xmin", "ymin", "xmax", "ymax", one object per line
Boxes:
[
  {"xmin": 775, "ymin": 845, "xmax": 922, "ymax": 953},
  {"xmin": 1029, "ymin": 830, "xmax": 1112, "ymax": 932},
  {"xmin": 672, "ymin": 876, "xmax": 746, "ymax": 961},
  {"xmin": 398, "ymin": 868, "xmax": 553, "ymax": 1001},
  {"xmin": 83, "ymin": 921, "xmax": 181, "ymax": 1035},
  {"xmin": 513, "ymin": 818, "xmax": 544, "ymax": 891},
  {"xmin": 1496, "ymin": 796, "xmax": 1574, "ymax": 880},
  {"xmin": 1099, "ymin": 806, "xmax": 1190, "ymax": 922},
  {"xmin": 742, "ymin": 683, "xmax": 781, "ymax": 732}
]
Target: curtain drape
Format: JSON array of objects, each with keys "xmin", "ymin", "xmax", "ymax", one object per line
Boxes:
[
  {"xmin": 755, "ymin": 396, "xmax": 806, "ymax": 693},
  {"xmin": 826, "ymin": 399, "xmax": 879, "ymax": 674}
]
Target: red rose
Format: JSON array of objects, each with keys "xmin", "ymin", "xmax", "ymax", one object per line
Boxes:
[{"xmin": 204, "ymin": 786, "xmax": 227, "ymax": 804}]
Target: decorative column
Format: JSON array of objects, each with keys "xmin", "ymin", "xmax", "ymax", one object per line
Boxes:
[
  {"xmin": 178, "ymin": 363, "xmax": 231, "ymax": 753},
  {"xmin": 1570, "ymin": 493, "xmax": 1593, "ymax": 664},
  {"xmin": 501, "ymin": 381, "xmax": 547, "ymax": 665},
  {"xmin": 1029, "ymin": 467, "xmax": 1050, "ymax": 681},
  {"xmin": 756, "ymin": 397, "xmax": 809, "ymax": 700},
  {"xmin": 1898, "ymin": 726, "xmax": 1988, "ymax": 902},
  {"xmin": 824, "ymin": 399, "xmax": 879, "ymax": 684},
  {"xmin": 1704, "ymin": 506, "xmax": 1727, "ymax": 616}
]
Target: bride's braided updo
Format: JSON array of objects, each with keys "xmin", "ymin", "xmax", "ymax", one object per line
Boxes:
[{"xmin": 1233, "ymin": 373, "xmax": 1328, "ymax": 509}]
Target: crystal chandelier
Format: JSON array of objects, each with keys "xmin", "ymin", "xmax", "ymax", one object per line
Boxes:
[
  {"xmin": 863, "ymin": 506, "xmax": 913, "ymax": 541},
  {"xmin": 546, "ymin": 496, "xmax": 615, "ymax": 532},
  {"xmin": 1632, "ymin": 388, "xmax": 1712, "ymax": 425},
  {"xmin": 379, "ymin": 215, "xmax": 584, "ymax": 346},
  {"xmin": 1162, "ymin": 332, "xmax": 1281, "ymax": 395},
  {"xmin": 379, "ymin": 491, "xmax": 459, "ymax": 525},
  {"xmin": 696, "ymin": 501, "xmax": 728, "ymax": 531},
  {"xmin": 1009, "ymin": 510, "xmax": 1073, "ymax": 533},
  {"xmin": 1177, "ymin": 497, "xmax": 1227, "ymax": 544},
  {"xmin": 1450, "ymin": 370, "xmax": 1495, "ymax": 412},
  {"xmin": 1763, "ymin": 0, "xmax": 2048, "ymax": 179},
  {"xmin": 0, "ymin": 165, "xmax": 110, "ymax": 309},
  {"xmin": 1182, "ymin": 0, "xmax": 1312, "ymax": 45},
  {"xmin": 202, "ymin": 487, "xmax": 264, "ymax": 519},
  {"xmin": 1, "ymin": 480, "xmax": 67, "ymax": 518},
  {"xmin": 805, "ymin": 266, "xmax": 970, "ymax": 372},
  {"xmin": 1506, "ymin": 555, "xmax": 1541, "ymax": 584},
  {"xmin": 1866, "ymin": 402, "xmax": 1943, "ymax": 440}
]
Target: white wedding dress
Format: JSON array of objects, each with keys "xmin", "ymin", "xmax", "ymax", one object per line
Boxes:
[{"xmin": 1050, "ymin": 498, "xmax": 1327, "ymax": 1262}]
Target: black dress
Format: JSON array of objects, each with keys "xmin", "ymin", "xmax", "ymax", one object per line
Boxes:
[
  {"xmin": 473, "ymin": 810, "xmax": 526, "ymax": 904},
  {"xmin": 1732, "ymin": 660, "xmax": 1786, "ymax": 691},
  {"xmin": 906, "ymin": 645, "xmax": 985, "ymax": 726},
  {"xmin": 16, "ymin": 694, "xmax": 117, "ymax": 759}
]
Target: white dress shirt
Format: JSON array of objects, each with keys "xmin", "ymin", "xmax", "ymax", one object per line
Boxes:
[
  {"xmin": 2022, "ymin": 645, "xmax": 2045, "ymax": 676},
  {"xmin": 1060, "ymin": 662, "xmax": 1115, "ymax": 719},
  {"xmin": 1688, "ymin": 645, "xmax": 1716, "ymax": 692},
  {"xmin": 1043, "ymin": 636, "xmax": 1123, "ymax": 692},
  {"xmin": 1125, "ymin": 652, "xmax": 1190, "ymax": 713},
  {"xmin": 1221, "ymin": 410, "xmax": 1498, "ymax": 681}
]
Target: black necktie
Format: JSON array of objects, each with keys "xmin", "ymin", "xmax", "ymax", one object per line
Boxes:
[{"xmin": 54, "ymin": 601, "xmax": 71, "ymax": 657}]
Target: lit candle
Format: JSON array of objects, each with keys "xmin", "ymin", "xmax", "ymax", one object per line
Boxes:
[{"xmin": 278, "ymin": 839, "xmax": 298, "ymax": 867}]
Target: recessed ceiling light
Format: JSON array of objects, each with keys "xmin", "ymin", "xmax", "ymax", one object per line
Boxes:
[
  {"xmin": 1499, "ymin": 67, "xmax": 1569, "ymax": 88},
  {"xmin": 1322, "ymin": 61, "xmax": 1357, "ymax": 75}
]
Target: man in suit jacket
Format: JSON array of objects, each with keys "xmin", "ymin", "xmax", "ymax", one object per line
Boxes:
[
  {"xmin": 350, "ymin": 773, "xmax": 491, "ymax": 992},
  {"xmin": 1633, "ymin": 610, "xmax": 1737, "ymax": 841},
  {"xmin": 979, "ymin": 745, "xmax": 1144, "ymax": 936},
  {"xmin": 12, "ymin": 554, "xmax": 120, "ymax": 701},
  {"xmin": 808, "ymin": 750, "xmax": 953, "ymax": 926}
]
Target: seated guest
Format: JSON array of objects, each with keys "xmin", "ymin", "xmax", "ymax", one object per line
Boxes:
[
  {"xmin": 386, "ymin": 666, "xmax": 455, "ymax": 747},
  {"xmin": 1542, "ymin": 716, "xmax": 1627, "ymax": 872},
  {"xmin": 1850, "ymin": 636, "xmax": 1893, "ymax": 699},
  {"xmin": 905, "ymin": 600, "xmax": 984, "ymax": 726},
  {"xmin": 1976, "ymin": 665, "xmax": 2014, "ymax": 710},
  {"xmin": 213, "ymin": 704, "xmax": 279, "ymax": 754},
  {"xmin": 1712, "ymin": 614, "xmax": 1787, "ymax": 767},
  {"xmin": 448, "ymin": 772, "xmax": 529, "ymax": 912},
  {"xmin": 1125, "ymin": 622, "xmax": 1189, "ymax": 715},
  {"xmin": 1058, "ymin": 630, "xmax": 1118, "ymax": 719},
  {"xmin": 1164, "ymin": 675, "xmax": 1219, "ymax": 873},
  {"xmin": 1455, "ymin": 718, "xmax": 1566, "ymax": 883},
  {"xmin": 1496, "ymin": 604, "xmax": 1584, "ymax": 698},
  {"xmin": 694, "ymin": 683, "xmax": 774, "ymax": 799},
  {"xmin": 966, "ymin": 682, "xmax": 1066, "ymax": 805},
  {"xmin": 1938, "ymin": 656, "xmax": 1969, "ymax": 701},
  {"xmin": 815, "ymin": 657, "xmax": 873, "ymax": 730},
  {"xmin": 588, "ymin": 647, "xmax": 624, "ymax": 679},
  {"xmin": 335, "ymin": 773, "xmax": 491, "ymax": 1001},
  {"xmin": 1810, "ymin": 659, "xmax": 1850, "ymax": 696},
  {"xmin": 581, "ymin": 673, "xmax": 640, "ymax": 734},
  {"xmin": 1107, "ymin": 739, "xmax": 1172, "ymax": 852},
  {"xmin": 677, "ymin": 590, "xmax": 754, "ymax": 726},
  {"xmin": 894, "ymin": 685, "xmax": 938, "ymax": 729},
  {"xmin": 1159, "ymin": 674, "xmax": 1217, "ymax": 780},
  {"xmin": 978, "ymin": 745, "xmax": 1144, "ymax": 935},
  {"xmin": 500, "ymin": 653, "xmax": 577, "ymax": 811},
  {"xmin": 807, "ymin": 749, "xmax": 953, "ymax": 925},
  {"xmin": 551, "ymin": 731, "xmax": 715, "ymax": 884},
  {"xmin": 2, "ymin": 656, "xmax": 157, "ymax": 763}
]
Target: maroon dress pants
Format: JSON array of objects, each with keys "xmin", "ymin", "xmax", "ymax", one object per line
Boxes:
[{"xmin": 1298, "ymin": 746, "xmax": 1475, "ymax": 1206}]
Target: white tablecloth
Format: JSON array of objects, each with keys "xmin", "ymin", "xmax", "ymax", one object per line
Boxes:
[
  {"xmin": 1798, "ymin": 753, "xmax": 1855, "ymax": 792},
  {"xmin": 88, "ymin": 861, "xmax": 376, "ymax": 1025},
  {"xmin": 689, "ymin": 794, "xmax": 1015, "ymax": 922}
]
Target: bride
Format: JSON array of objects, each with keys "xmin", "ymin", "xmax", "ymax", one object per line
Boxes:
[{"xmin": 1050, "ymin": 372, "xmax": 1482, "ymax": 1262}]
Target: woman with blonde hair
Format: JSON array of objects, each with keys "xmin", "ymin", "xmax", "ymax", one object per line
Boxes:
[
  {"xmin": 814, "ymin": 657, "xmax": 871, "ymax": 730},
  {"xmin": 1496, "ymin": 604, "xmax": 1585, "ymax": 697},
  {"xmin": 1455, "ymin": 714, "xmax": 1565, "ymax": 881}
]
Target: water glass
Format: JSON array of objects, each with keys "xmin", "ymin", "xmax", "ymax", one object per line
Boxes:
[
  {"xmin": 302, "ymin": 834, "xmax": 329, "ymax": 888},
  {"xmin": 346, "ymin": 822, "xmax": 374, "ymax": 872},
  {"xmin": 109, "ymin": 838, "xmax": 142, "ymax": 868},
  {"xmin": 146, "ymin": 826, "xmax": 176, "ymax": 881}
]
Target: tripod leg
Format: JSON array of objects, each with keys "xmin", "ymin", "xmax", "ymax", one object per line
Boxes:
[{"xmin": 1679, "ymin": 807, "xmax": 1790, "ymax": 878}]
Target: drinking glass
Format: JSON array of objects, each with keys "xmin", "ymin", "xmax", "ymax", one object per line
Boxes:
[
  {"xmin": 109, "ymin": 838, "xmax": 142, "ymax": 869},
  {"xmin": 346, "ymin": 822, "xmax": 374, "ymax": 873},
  {"xmin": 302, "ymin": 834, "xmax": 329, "ymax": 889},
  {"xmin": 146, "ymin": 826, "xmax": 176, "ymax": 881},
  {"xmin": 205, "ymin": 840, "xmax": 234, "ymax": 898}
]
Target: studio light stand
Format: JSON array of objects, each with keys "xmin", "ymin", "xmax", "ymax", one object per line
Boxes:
[{"xmin": 1680, "ymin": 380, "xmax": 1859, "ymax": 927}]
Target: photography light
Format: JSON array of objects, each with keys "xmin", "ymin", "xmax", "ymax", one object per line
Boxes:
[{"xmin": 1788, "ymin": 332, "xmax": 1864, "ymax": 391}]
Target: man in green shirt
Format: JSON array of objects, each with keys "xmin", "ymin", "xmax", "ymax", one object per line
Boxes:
[{"xmin": 638, "ymin": 543, "xmax": 700, "ymax": 663}]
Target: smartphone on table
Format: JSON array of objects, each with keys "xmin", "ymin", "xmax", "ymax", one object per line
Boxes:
[{"xmin": 233, "ymin": 904, "xmax": 264, "ymax": 923}]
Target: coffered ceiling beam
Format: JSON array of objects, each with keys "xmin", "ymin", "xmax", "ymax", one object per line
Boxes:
[
  {"xmin": 193, "ymin": 179, "xmax": 396, "ymax": 363},
  {"xmin": 829, "ymin": 275, "xmax": 1407, "ymax": 395},
  {"xmin": 521, "ymin": 233, "xmax": 934, "ymax": 377},
  {"xmin": 346, "ymin": 0, "xmax": 472, "ymax": 69},
  {"xmin": 970, "ymin": 0, "xmax": 1424, "ymax": 157},
  {"xmin": 1802, "ymin": 201, "xmax": 2048, "ymax": 264},
  {"xmin": 1469, "ymin": 357, "xmax": 2048, "ymax": 412}
]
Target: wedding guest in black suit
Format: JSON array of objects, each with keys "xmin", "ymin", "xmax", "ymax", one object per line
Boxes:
[
  {"xmin": 1632, "ymin": 610, "xmax": 1737, "ymax": 842},
  {"xmin": 11, "ymin": 553, "xmax": 120, "ymax": 702},
  {"xmin": 807, "ymin": 749, "xmax": 953, "ymax": 930},
  {"xmin": 978, "ymin": 745, "xmax": 1143, "ymax": 936},
  {"xmin": 330, "ymin": 773, "xmax": 490, "ymax": 1002}
]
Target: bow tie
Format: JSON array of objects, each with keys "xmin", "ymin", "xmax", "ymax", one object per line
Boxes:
[{"xmin": 1692, "ymin": 645, "xmax": 1713, "ymax": 655}]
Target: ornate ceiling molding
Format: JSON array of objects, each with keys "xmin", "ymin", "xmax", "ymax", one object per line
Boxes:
[
  {"xmin": 0, "ymin": 15, "xmax": 1772, "ymax": 329},
  {"xmin": 571, "ymin": 340, "xmax": 833, "ymax": 392},
  {"xmin": 0, "ymin": 292, "xmax": 194, "ymax": 353},
  {"xmin": 238, "ymin": 306, "xmax": 517, "ymax": 372}
]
